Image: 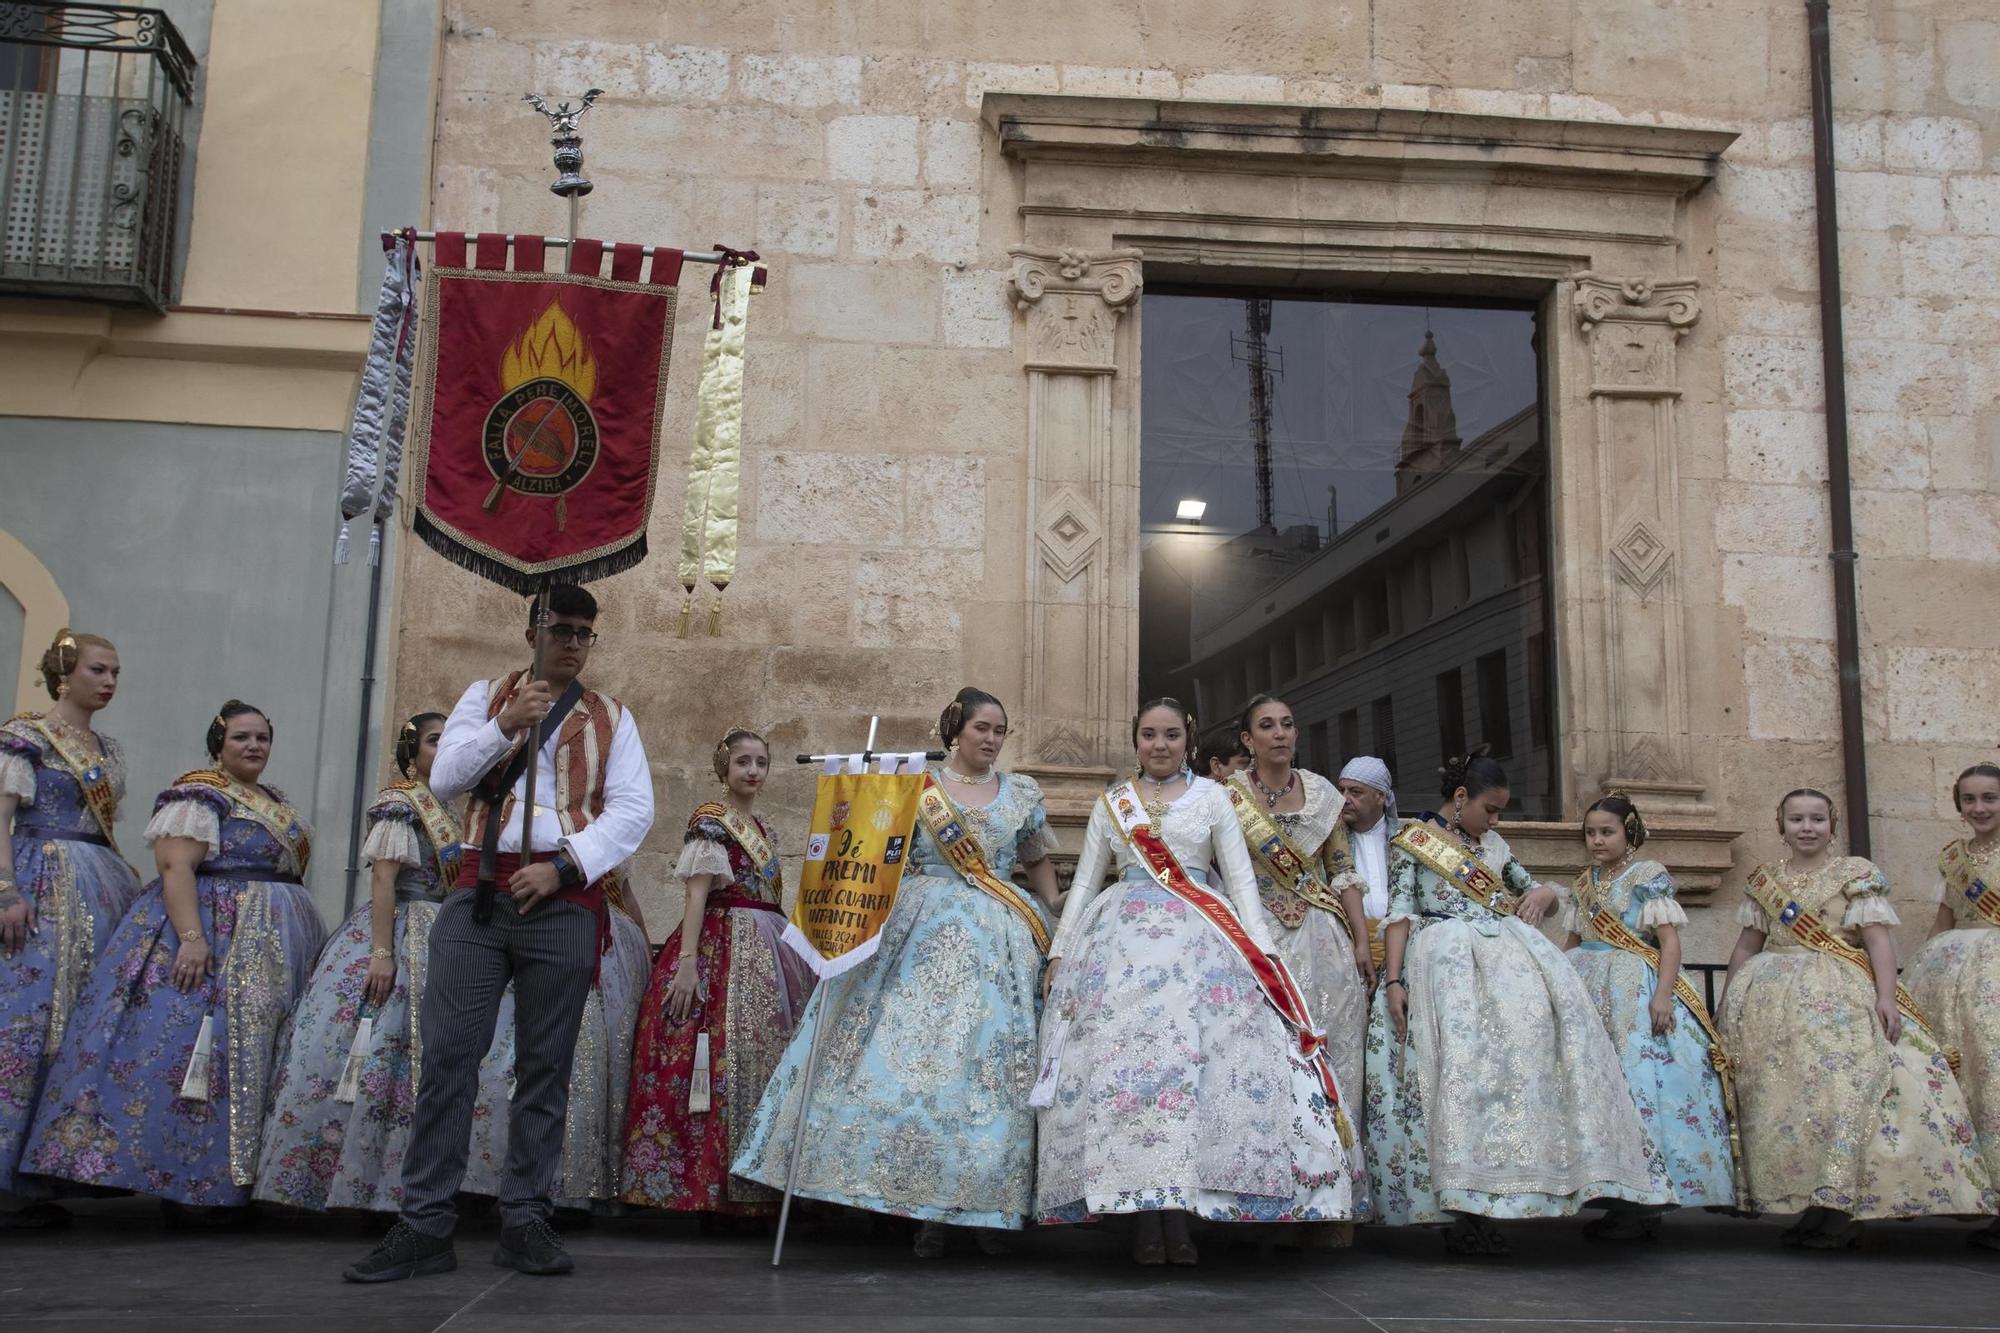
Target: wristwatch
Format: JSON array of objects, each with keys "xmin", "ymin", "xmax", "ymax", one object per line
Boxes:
[{"xmin": 550, "ymin": 850, "xmax": 585, "ymax": 889}]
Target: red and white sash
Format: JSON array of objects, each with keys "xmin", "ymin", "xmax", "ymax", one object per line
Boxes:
[{"xmin": 1102, "ymin": 780, "xmax": 1354, "ymax": 1145}]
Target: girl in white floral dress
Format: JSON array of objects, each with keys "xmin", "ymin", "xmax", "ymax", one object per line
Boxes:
[{"xmin": 1036, "ymin": 699, "xmax": 1355, "ymax": 1266}]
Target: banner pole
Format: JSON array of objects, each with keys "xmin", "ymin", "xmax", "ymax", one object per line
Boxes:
[{"xmin": 770, "ymin": 968, "xmax": 853, "ymax": 1268}]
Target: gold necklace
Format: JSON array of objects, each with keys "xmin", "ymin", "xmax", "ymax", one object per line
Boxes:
[{"xmin": 1967, "ymin": 835, "xmax": 2000, "ymax": 859}]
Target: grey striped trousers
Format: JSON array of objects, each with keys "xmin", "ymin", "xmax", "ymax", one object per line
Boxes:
[{"xmin": 398, "ymin": 889, "xmax": 598, "ymax": 1237}]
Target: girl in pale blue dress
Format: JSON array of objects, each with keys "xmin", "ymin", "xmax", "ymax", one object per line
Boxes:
[
  {"xmin": 1562, "ymin": 795, "xmax": 1737, "ymax": 1235},
  {"xmin": 733, "ymin": 688, "xmax": 1060, "ymax": 1257}
]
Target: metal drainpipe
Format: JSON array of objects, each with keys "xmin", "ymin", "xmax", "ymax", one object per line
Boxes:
[{"xmin": 1805, "ymin": 0, "xmax": 1871, "ymax": 855}]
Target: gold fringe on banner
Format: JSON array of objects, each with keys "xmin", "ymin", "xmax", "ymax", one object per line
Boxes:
[{"xmin": 678, "ymin": 261, "xmax": 753, "ymax": 636}]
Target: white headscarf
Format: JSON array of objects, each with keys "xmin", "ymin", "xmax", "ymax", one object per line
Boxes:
[{"xmin": 1337, "ymin": 755, "xmax": 1396, "ymax": 824}]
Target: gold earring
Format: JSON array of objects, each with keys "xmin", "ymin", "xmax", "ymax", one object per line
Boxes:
[{"xmin": 56, "ymin": 680, "xmax": 69, "ymax": 699}]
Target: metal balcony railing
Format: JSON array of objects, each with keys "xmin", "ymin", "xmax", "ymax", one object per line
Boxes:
[{"xmin": 0, "ymin": 4, "xmax": 196, "ymax": 310}]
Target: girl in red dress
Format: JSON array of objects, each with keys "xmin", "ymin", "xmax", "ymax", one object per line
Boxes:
[{"xmin": 621, "ymin": 729, "xmax": 814, "ymax": 1217}]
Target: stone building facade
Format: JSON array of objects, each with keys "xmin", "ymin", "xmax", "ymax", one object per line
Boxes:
[{"xmin": 377, "ymin": 0, "xmax": 2000, "ymax": 960}]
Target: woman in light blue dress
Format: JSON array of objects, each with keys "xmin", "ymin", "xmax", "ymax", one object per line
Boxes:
[
  {"xmin": 1562, "ymin": 794, "xmax": 1736, "ymax": 1236},
  {"xmin": 733, "ymin": 687, "xmax": 1059, "ymax": 1257},
  {"xmin": 0, "ymin": 630, "xmax": 143, "ymax": 1223}
]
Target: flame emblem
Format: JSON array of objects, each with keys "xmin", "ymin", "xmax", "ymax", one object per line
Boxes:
[
  {"xmin": 499, "ymin": 300, "xmax": 597, "ymax": 400},
  {"xmin": 481, "ymin": 297, "xmax": 603, "ymax": 525}
]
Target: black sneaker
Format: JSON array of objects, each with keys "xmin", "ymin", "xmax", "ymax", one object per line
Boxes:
[
  {"xmin": 342, "ymin": 1220, "xmax": 458, "ymax": 1283},
  {"xmin": 494, "ymin": 1218, "xmax": 575, "ymax": 1275}
]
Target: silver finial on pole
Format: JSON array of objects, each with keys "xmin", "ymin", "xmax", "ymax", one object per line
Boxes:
[
  {"xmin": 525, "ymin": 88, "xmax": 602, "ymax": 241},
  {"xmin": 523, "ymin": 89, "xmax": 602, "ymax": 199}
]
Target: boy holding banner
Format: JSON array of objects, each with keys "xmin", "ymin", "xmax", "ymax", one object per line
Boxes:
[{"xmin": 346, "ymin": 584, "xmax": 654, "ymax": 1282}]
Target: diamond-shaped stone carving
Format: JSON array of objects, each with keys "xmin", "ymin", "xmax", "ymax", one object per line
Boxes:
[
  {"xmin": 1037, "ymin": 485, "xmax": 1102, "ymax": 583},
  {"xmin": 1610, "ymin": 520, "xmax": 1672, "ymax": 596}
]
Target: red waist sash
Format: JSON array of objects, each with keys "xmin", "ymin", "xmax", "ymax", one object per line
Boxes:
[{"xmin": 455, "ymin": 851, "xmax": 611, "ymax": 975}]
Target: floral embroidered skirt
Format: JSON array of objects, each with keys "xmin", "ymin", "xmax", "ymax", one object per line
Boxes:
[
  {"xmin": 1567, "ymin": 941, "xmax": 1736, "ymax": 1207},
  {"xmin": 1364, "ymin": 917, "xmax": 1672, "ymax": 1225},
  {"xmin": 621, "ymin": 902, "xmax": 814, "ymax": 1213},
  {"xmin": 1267, "ymin": 903, "xmax": 1372, "ymax": 1215},
  {"xmin": 1721, "ymin": 948, "xmax": 1993, "ymax": 1219},
  {"xmin": 733, "ymin": 873, "xmax": 1047, "ymax": 1229},
  {"xmin": 0, "ymin": 834, "xmax": 140, "ymax": 1195},
  {"xmin": 1035, "ymin": 877, "xmax": 1355, "ymax": 1224},
  {"xmin": 23, "ymin": 874, "xmax": 325, "ymax": 1206},
  {"xmin": 1906, "ymin": 926, "xmax": 2000, "ymax": 1190},
  {"xmin": 252, "ymin": 896, "xmax": 442, "ymax": 1212}
]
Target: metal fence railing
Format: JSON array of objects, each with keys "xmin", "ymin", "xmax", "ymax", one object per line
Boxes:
[{"xmin": 0, "ymin": 4, "xmax": 196, "ymax": 310}]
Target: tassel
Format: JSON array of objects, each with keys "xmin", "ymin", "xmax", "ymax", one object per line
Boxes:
[
  {"xmin": 676, "ymin": 588, "xmax": 694, "ymax": 638},
  {"xmin": 334, "ymin": 1015, "xmax": 373, "ymax": 1104},
  {"xmin": 706, "ymin": 591, "xmax": 722, "ymax": 637},
  {"xmin": 334, "ymin": 522, "xmax": 351, "ymax": 565},
  {"xmin": 366, "ymin": 525, "xmax": 382, "ymax": 567},
  {"xmin": 1028, "ymin": 1017, "xmax": 1069, "ymax": 1109},
  {"xmin": 688, "ymin": 1031, "xmax": 712, "ymax": 1113},
  {"xmin": 179, "ymin": 1014, "xmax": 215, "ymax": 1102}
]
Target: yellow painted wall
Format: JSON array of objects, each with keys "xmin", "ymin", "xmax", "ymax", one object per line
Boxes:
[
  {"xmin": 180, "ymin": 0, "xmax": 383, "ymax": 313},
  {"xmin": 0, "ymin": 0, "xmax": 391, "ymax": 433}
]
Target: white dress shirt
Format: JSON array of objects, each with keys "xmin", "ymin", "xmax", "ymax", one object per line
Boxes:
[
  {"xmin": 1352, "ymin": 815, "xmax": 1391, "ymax": 920},
  {"xmin": 431, "ymin": 677, "xmax": 655, "ymax": 886}
]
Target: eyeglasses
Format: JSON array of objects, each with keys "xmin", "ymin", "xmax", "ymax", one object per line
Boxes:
[{"xmin": 541, "ymin": 625, "xmax": 600, "ymax": 646}]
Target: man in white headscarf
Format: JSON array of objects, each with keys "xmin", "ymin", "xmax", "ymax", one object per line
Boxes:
[{"xmin": 1336, "ymin": 757, "xmax": 1398, "ymax": 970}]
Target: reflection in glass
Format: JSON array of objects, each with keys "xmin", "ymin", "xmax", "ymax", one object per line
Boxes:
[{"xmin": 1138, "ymin": 291, "xmax": 1556, "ymax": 819}]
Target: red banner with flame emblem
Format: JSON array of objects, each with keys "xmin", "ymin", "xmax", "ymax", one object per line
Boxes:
[{"xmin": 406, "ymin": 232, "xmax": 683, "ymax": 591}]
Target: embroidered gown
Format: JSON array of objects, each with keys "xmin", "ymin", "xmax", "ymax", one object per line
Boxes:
[
  {"xmin": 1240, "ymin": 770, "xmax": 1368, "ymax": 1176},
  {"xmin": 1563, "ymin": 859, "xmax": 1735, "ymax": 1207},
  {"xmin": 1035, "ymin": 777, "xmax": 1355, "ymax": 1224},
  {"xmin": 253, "ymin": 783, "xmax": 461, "ymax": 1211},
  {"xmin": 23, "ymin": 775, "xmax": 327, "ymax": 1206},
  {"xmin": 1904, "ymin": 841, "xmax": 2000, "ymax": 1190},
  {"xmin": 1363, "ymin": 824, "xmax": 1672, "ymax": 1224},
  {"xmin": 0, "ymin": 718, "xmax": 142, "ymax": 1196},
  {"xmin": 462, "ymin": 881, "xmax": 652, "ymax": 1204},
  {"xmin": 734, "ymin": 770, "xmax": 1055, "ymax": 1229},
  {"xmin": 1722, "ymin": 857, "xmax": 1993, "ymax": 1218},
  {"xmin": 621, "ymin": 807, "xmax": 815, "ymax": 1213}
]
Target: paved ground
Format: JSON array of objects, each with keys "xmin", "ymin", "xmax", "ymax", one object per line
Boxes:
[{"xmin": 6, "ymin": 1199, "xmax": 1999, "ymax": 1331}]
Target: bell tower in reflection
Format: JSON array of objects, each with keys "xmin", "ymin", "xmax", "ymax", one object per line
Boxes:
[{"xmin": 1396, "ymin": 330, "xmax": 1462, "ymax": 493}]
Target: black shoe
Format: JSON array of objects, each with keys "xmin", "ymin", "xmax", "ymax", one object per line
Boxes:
[
  {"xmin": 343, "ymin": 1220, "xmax": 458, "ymax": 1283},
  {"xmin": 494, "ymin": 1218, "xmax": 575, "ymax": 1275}
]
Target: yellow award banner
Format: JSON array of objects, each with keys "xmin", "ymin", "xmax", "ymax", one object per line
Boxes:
[{"xmin": 781, "ymin": 769, "xmax": 924, "ymax": 977}]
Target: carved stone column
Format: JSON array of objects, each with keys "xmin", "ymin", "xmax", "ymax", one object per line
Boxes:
[
  {"xmin": 1572, "ymin": 273, "xmax": 1702, "ymax": 800},
  {"xmin": 1007, "ymin": 247, "xmax": 1142, "ymax": 773}
]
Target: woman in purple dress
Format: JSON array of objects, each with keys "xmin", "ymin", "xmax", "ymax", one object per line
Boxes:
[
  {"xmin": 0, "ymin": 630, "xmax": 143, "ymax": 1226},
  {"xmin": 24, "ymin": 700, "xmax": 327, "ymax": 1218}
]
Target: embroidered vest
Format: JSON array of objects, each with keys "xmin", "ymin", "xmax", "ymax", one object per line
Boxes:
[{"xmin": 462, "ymin": 669, "xmax": 623, "ymax": 849}]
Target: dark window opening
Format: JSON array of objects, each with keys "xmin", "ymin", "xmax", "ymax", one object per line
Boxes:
[
  {"xmin": 1477, "ymin": 648, "xmax": 1514, "ymax": 759},
  {"xmin": 1435, "ymin": 668, "xmax": 1466, "ymax": 763},
  {"xmin": 1137, "ymin": 288, "xmax": 1557, "ymax": 818}
]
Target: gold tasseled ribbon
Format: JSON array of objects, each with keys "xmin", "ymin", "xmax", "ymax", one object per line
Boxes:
[{"xmin": 677, "ymin": 258, "xmax": 756, "ymax": 637}]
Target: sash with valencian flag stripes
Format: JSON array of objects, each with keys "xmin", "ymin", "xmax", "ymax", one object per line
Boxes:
[
  {"xmin": 1940, "ymin": 839, "xmax": 2000, "ymax": 929},
  {"xmin": 1744, "ymin": 861, "xmax": 1957, "ymax": 1072},
  {"xmin": 916, "ymin": 774, "xmax": 1051, "ymax": 954},
  {"xmin": 1101, "ymin": 781, "xmax": 1353, "ymax": 1147}
]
